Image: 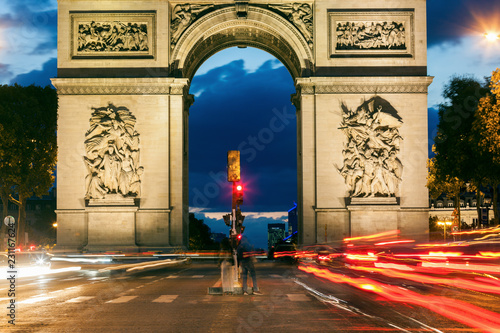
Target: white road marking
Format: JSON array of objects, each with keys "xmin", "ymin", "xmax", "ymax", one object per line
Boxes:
[
  {"xmin": 191, "ymin": 275, "xmax": 204, "ymax": 278},
  {"xmin": 66, "ymin": 296, "xmax": 95, "ymax": 303},
  {"xmin": 152, "ymin": 295, "xmax": 178, "ymax": 303},
  {"xmin": 19, "ymin": 296, "xmax": 54, "ymax": 304},
  {"xmin": 139, "ymin": 276, "xmax": 156, "ymax": 279},
  {"xmin": 167, "ymin": 275, "xmax": 178, "ymax": 279},
  {"xmin": 106, "ymin": 296, "xmax": 138, "ymax": 303}
]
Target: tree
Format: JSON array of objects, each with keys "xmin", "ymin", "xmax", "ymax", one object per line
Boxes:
[
  {"xmin": 188, "ymin": 213, "xmax": 216, "ymax": 250},
  {"xmin": 0, "ymin": 84, "xmax": 57, "ymax": 248},
  {"xmin": 433, "ymin": 75, "xmax": 489, "ymax": 226},
  {"xmin": 471, "ymin": 69, "xmax": 500, "ymax": 225},
  {"xmin": 427, "ymin": 154, "xmax": 464, "ymax": 228}
]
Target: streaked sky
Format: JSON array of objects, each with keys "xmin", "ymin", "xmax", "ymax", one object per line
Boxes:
[{"xmin": 1, "ymin": 1, "xmax": 499, "ymax": 249}]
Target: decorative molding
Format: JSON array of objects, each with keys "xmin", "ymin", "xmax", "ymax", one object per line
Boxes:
[
  {"xmin": 295, "ymin": 77, "xmax": 433, "ymax": 94},
  {"xmin": 338, "ymin": 96, "xmax": 403, "ymax": 198},
  {"xmin": 315, "ymin": 84, "xmax": 429, "ymax": 94},
  {"xmin": 182, "ymin": 22, "xmax": 302, "ymax": 79},
  {"xmin": 70, "ymin": 12, "xmax": 156, "ymax": 59},
  {"xmin": 328, "ymin": 9, "xmax": 414, "ymax": 58},
  {"xmin": 84, "ymin": 104, "xmax": 144, "ymax": 200},
  {"xmin": 51, "ymin": 78, "xmax": 190, "ymax": 95},
  {"xmin": 171, "ymin": 6, "xmax": 314, "ymax": 74}
]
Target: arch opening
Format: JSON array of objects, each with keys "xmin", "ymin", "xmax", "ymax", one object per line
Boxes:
[{"xmin": 187, "ymin": 47, "xmax": 298, "ymax": 250}]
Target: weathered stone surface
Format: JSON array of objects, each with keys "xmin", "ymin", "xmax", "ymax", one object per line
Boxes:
[{"xmin": 54, "ymin": 0, "xmax": 431, "ymax": 251}]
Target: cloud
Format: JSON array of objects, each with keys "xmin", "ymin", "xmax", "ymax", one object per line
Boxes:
[
  {"xmin": 30, "ymin": 40, "xmax": 57, "ymax": 55},
  {"xmin": 0, "ymin": 63, "xmax": 13, "ymax": 79},
  {"xmin": 193, "ymin": 212, "xmax": 288, "ymax": 250},
  {"xmin": 188, "ymin": 59, "xmax": 297, "ymax": 212},
  {"xmin": 427, "ymin": 1, "xmax": 500, "ymax": 47},
  {"xmin": 9, "ymin": 57, "xmax": 56, "ymax": 87}
]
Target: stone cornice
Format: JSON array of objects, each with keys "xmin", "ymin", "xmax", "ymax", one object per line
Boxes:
[
  {"xmin": 296, "ymin": 76, "xmax": 434, "ymax": 94},
  {"xmin": 51, "ymin": 78, "xmax": 189, "ymax": 95}
]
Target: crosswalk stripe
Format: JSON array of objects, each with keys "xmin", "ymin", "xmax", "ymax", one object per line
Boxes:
[
  {"xmin": 106, "ymin": 296, "xmax": 138, "ymax": 303},
  {"xmin": 167, "ymin": 275, "xmax": 178, "ymax": 279},
  {"xmin": 192, "ymin": 275, "xmax": 204, "ymax": 278},
  {"xmin": 115, "ymin": 276, "xmax": 129, "ymax": 280},
  {"xmin": 287, "ymin": 294, "xmax": 310, "ymax": 301},
  {"xmin": 152, "ymin": 295, "xmax": 178, "ymax": 303},
  {"xmin": 140, "ymin": 276, "xmax": 156, "ymax": 279},
  {"xmin": 66, "ymin": 296, "xmax": 95, "ymax": 303}
]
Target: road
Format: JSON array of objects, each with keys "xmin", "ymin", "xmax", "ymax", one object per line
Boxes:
[{"xmin": 1, "ymin": 260, "xmax": 497, "ymax": 332}]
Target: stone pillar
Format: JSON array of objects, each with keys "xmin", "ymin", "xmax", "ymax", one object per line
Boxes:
[
  {"xmin": 295, "ymin": 76, "xmax": 433, "ymax": 244},
  {"xmin": 51, "ymin": 78, "xmax": 189, "ymax": 251},
  {"xmin": 295, "ymin": 82, "xmax": 317, "ymax": 246}
]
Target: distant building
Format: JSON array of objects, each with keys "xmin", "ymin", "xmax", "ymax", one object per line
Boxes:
[
  {"xmin": 268, "ymin": 223, "xmax": 285, "ymax": 250},
  {"xmin": 429, "ymin": 193, "xmax": 494, "ymax": 228},
  {"xmin": 288, "ymin": 202, "xmax": 298, "ymax": 235}
]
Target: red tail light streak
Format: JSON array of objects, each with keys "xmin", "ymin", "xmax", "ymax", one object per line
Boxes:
[{"xmin": 299, "ymin": 264, "xmax": 500, "ymax": 332}]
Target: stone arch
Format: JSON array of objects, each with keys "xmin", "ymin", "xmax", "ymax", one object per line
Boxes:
[{"xmin": 170, "ymin": 6, "xmax": 314, "ymax": 80}]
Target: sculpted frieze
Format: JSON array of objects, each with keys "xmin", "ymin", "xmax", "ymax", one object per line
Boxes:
[
  {"xmin": 268, "ymin": 3, "xmax": 313, "ymax": 48},
  {"xmin": 78, "ymin": 21, "xmax": 148, "ymax": 52},
  {"xmin": 337, "ymin": 97, "xmax": 403, "ymax": 198},
  {"xmin": 171, "ymin": 4, "xmax": 215, "ymax": 47},
  {"xmin": 71, "ymin": 12, "xmax": 155, "ymax": 58},
  {"xmin": 329, "ymin": 10, "xmax": 414, "ymax": 58},
  {"xmin": 84, "ymin": 104, "xmax": 144, "ymax": 200},
  {"xmin": 335, "ymin": 21, "xmax": 406, "ymax": 50}
]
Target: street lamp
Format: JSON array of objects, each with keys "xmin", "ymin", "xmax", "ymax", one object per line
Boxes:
[{"xmin": 437, "ymin": 221, "xmax": 453, "ymax": 242}]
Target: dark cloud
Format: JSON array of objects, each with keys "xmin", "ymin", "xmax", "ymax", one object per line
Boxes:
[
  {"xmin": 189, "ymin": 60, "xmax": 297, "ymax": 212},
  {"xmin": 0, "ymin": 63, "xmax": 13, "ymax": 79},
  {"xmin": 30, "ymin": 40, "xmax": 58, "ymax": 55},
  {"xmin": 10, "ymin": 57, "xmax": 56, "ymax": 87},
  {"xmin": 427, "ymin": 0, "xmax": 500, "ymax": 46}
]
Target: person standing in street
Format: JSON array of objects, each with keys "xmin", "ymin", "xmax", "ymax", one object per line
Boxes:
[{"xmin": 237, "ymin": 235, "xmax": 262, "ymax": 295}]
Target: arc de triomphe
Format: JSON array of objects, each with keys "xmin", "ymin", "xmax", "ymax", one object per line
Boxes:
[{"xmin": 52, "ymin": 0, "xmax": 432, "ymax": 251}]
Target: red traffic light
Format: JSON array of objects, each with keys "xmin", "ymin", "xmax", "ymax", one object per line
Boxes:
[
  {"xmin": 233, "ymin": 183, "xmax": 244, "ymax": 206},
  {"xmin": 237, "ymin": 234, "xmax": 242, "ymax": 240}
]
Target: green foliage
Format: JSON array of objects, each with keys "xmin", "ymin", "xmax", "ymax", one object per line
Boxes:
[
  {"xmin": 434, "ymin": 75, "xmax": 488, "ymax": 183},
  {"xmin": 0, "ymin": 84, "xmax": 58, "ymax": 246},
  {"xmin": 471, "ymin": 69, "xmax": 500, "ymax": 224}
]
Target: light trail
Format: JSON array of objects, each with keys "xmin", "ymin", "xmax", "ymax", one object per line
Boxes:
[
  {"xmin": 299, "ymin": 264, "xmax": 500, "ymax": 332},
  {"xmin": 350, "ymin": 265, "xmax": 500, "ymax": 295}
]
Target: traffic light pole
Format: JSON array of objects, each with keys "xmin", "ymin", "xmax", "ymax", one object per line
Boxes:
[{"xmin": 231, "ymin": 182, "xmax": 239, "ymax": 282}]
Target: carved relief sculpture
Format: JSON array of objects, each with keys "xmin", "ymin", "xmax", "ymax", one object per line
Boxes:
[
  {"xmin": 171, "ymin": 4, "xmax": 214, "ymax": 47},
  {"xmin": 84, "ymin": 104, "xmax": 144, "ymax": 199},
  {"xmin": 269, "ymin": 3, "xmax": 313, "ymax": 48},
  {"xmin": 337, "ymin": 97, "xmax": 403, "ymax": 198},
  {"xmin": 78, "ymin": 21, "xmax": 149, "ymax": 52},
  {"xmin": 335, "ymin": 21, "xmax": 406, "ymax": 50}
]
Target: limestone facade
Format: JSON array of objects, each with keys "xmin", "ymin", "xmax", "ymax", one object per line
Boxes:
[{"xmin": 53, "ymin": 0, "xmax": 432, "ymax": 250}]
